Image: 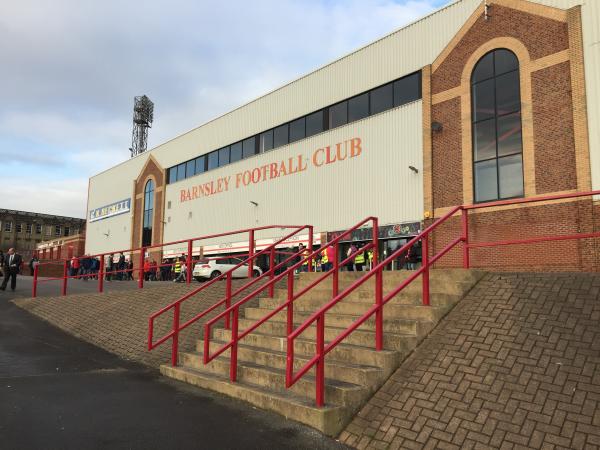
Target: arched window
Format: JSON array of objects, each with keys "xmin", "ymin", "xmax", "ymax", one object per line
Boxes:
[
  {"xmin": 142, "ymin": 179, "xmax": 154, "ymax": 247},
  {"xmin": 472, "ymin": 49, "xmax": 524, "ymax": 202}
]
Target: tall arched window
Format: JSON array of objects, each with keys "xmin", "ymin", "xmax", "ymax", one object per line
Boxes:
[
  {"xmin": 142, "ymin": 179, "xmax": 154, "ymax": 247},
  {"xmin": 472, "ymin": 49, "xmax": 524, "ymax": 202}
]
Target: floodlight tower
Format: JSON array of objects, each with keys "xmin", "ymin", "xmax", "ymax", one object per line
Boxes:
[{"xmin": 130, "ymin": 95, "xmax": 154, "ymax": 158}]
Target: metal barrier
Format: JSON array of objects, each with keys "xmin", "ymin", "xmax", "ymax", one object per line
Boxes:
[
  {"xmin": 201, "ymin": 217, "xmax": 379, "ymax": 381},
  {"xmin": 147, "ymin": 225, "xmax": 314, "ymax": 366},
  {"xmin": 286, "ymin": 189, "xmax": 600, "ymax": 406},
  {"xmin": 32, "ymin": 224, "xmax": 310, "ymax": 298}
]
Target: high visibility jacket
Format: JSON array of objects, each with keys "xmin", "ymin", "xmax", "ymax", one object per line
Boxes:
[
  {"xmin": 320, "ymin": 249, "xmax": 328, "ymax": 264},
  {"xmin": 300, "ymin": 249, "xmax": 309, "ymax": 265},
  {"xmin": 355, "ymin": 252, "xmax": 365, "ymax": 264},
  {"xmin": 367, "ymin": 250, "xmax": 374, "ymax": 262},
  {"xmin": 174, "ymin": 261, "xmax": 182, "ymax": 273}
]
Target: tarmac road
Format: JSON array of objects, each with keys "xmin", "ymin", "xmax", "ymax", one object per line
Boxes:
[{"xmin": 0, "ymin": 277, "xmax": 348, "ymax": 450}]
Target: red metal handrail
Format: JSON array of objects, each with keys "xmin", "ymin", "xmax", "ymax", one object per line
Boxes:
[
  {"xmin": 147, "ymin": 226, "xmax": 314, "ymax": 366},
  {"xmin": 201, "ymin": 217, "xmax": 379, "ymax": 382},
  {"xmin": 288, "ymin": 189, "xmax": 600, "ymax": 406},
  {"xmin": 32, "ymin": 224, "xmax": 310, "ymax": 298}
]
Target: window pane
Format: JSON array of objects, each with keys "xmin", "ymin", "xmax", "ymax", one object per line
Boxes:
[
  {"xmin": 495, "ymin": 71, "xmax": 520, "ymax": 116},
  {"xmin": 195, "ymin": 156, "xmax": 206, "ymax": 174},
  {"xmin": 394, "ymin": 72, "xmax": 421, "ymax": 106},
  {"xmin": 472, "ymin": 52, "xmax": 494, "ymax": 83},
  {"xmin": 474, "ymin": 159, "xmax": 498, "ymax": 202},
  {"xmin": 370, "ymin": 83, "xmax": 393, "ymax": 115},
  {"xmin": 499, "ymin": 154, "xmax": 524, "ymax": 199},
  {"xmin": 306, "ymin": 110, "xmax": 324, "ymax": 137},
  {"xmin": 494, "ymin": 49, "xmax": 518, "ymax": 76},
  {"xmin": 186, "ymin": 160, "xmax": 195, "ymax": 178},
  {"xmin": 177, "ymin": 163, "xmax": 186, "ymax": 181},
  {"xmin": 329, "ymin": 101, "xmax": 347, "ymax": 129},
  {"xmin": 497, "ymin": 112, "xmax": 522, "ymax": 156},
  {"xmin": 473, "ymin": 119, "xmax": 497, "ymax": 161},
  {"xmin": 218, "ymin": 147, "xmax": 230, "ymax": 166},
  {"xmin": 243, "ymin": 137, "xmax": 256, "ymax": 158},
  {"xmin": 230, "ymin": 142, "xmax": 242, "ymax": 162},
  {"xmin": 348, "ymin": 93, "xmax": 369, "ymax": 122},
  {"xmin": 273, "ymin": 124, "xmax": 289, "ymax": 148},
  {"xmin": 208, "ymin": 151, "xmax": 219, "ymax": 170},
  {"xmin": 168, "ymin": 167, "xmax": 177, "ymax": 183},
  {"xmin": 260, "ymin": 130, "xmax": 273, "ymax": 153},
  {"xmin": 289, "ymin": 117, "xmax": 305, "ymax": 143},
  {"xmin": 472, "ymin": 78, "xmax": 495, "ymax": 122}
]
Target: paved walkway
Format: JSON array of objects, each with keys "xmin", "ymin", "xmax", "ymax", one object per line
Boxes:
[
  {"xmin": 340, "ymin": 273, "xmax": 600, "ymax": 449},
  {"xmin": 2, "ymin": 278, "xmax": 347, "ymax": 449}
]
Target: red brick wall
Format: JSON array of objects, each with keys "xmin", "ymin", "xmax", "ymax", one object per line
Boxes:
[
  {"xmin": 432, "ymin": 5, "xmax": 568, "ymax": 95},
  {"xmin": 532, "ymin": 62, "xmax": 577, "ymax": 193},
  {"xmin": 432, "ymin": 98, "xmax": 463, "ymax": 209}
]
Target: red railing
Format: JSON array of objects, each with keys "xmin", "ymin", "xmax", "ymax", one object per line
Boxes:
[
  {"xmin": 147, "ymin": 225, "xmax": 314, "ymax": 366},
  {"xmin": 31, "ymin": 224, "xmax": 310, "ymax": 298},
  {"xmin": 201, "ymin": 217, "xmax": 379, "ymax": 382},
  {"xmin": 287, "ymin": 189, "xmax": 600, "ymax": 406}
]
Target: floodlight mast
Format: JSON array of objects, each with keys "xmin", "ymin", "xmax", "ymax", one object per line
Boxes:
[{"xmin": 130, "ymin": 95, "xmax": 154, "ymax": 158}]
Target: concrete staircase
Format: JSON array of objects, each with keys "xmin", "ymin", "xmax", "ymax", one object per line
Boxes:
[{"xmin": 161, "ymin": 268, "xmax": 484, "ymax": 435}]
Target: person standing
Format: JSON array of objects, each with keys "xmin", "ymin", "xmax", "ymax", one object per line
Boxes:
[
  {"xmin": 28, "ymin": 256, "xmax": 39, "ymax": 276},
  {"xmin": 354, "ymin": 244, "xmax": 365, "ymax": 272},
  {"xmin": 106, "ymin": 254, "xmax": 114, "ymax": 281},
  {"xmin": 117, "ymin": 252, "xmax": 125, "ymax": 280},
  {"xmin": 346, "ymin": 244, "xmax": 357, "ymax": 271},
  {"xmin": 1, "ymin": 248, "xmax": 22, "ymax": 291}
]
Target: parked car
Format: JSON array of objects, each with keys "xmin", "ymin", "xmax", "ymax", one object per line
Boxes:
[{"xmin": 193, "ymin": 257, "xmax": 262, "ymax": 281}]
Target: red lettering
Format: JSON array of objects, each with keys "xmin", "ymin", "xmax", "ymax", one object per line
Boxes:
[
  {"xmin": 251, "ymin": 168, "xmax": 261, "ymax": 183},
  {"xmin": 336, "ymin": 142, "xmax": 347, "ymax": 161},
  {"xmin": 192, "ymin": 186, "xmax": 199, "ymax": 199},
  {"xmin": 242, "ymin": 170, "xmax": 252, "ymax": 186},
  {"xmin": 325, "ymin": 145, "xmax": 337, "ymax": 164},
  {"xmin": 298, "ymin": 154, "xmax": 307, "ymax": 172},
  {"xmin": 235, "ymin": 172, "xmax": 243, "ymax": 189},
  {"xmin": 313, "ymin": 148, "xmax": 324, "ymax": 167},
  {"xmin": 350, "ymin": 137, "xmax": 362, "ymax": 157},
  {"xmin": 180, "ymin": 189, "xmax": 187, "ymax": 202},
  {"xmin": 269, "ymin": 163, "xmax": 279, "ymax": 178},
  {"xmin": 279, "ymin": 160, "xmax": 288, "ymax": 176}
]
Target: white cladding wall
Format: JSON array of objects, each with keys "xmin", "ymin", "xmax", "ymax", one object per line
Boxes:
[
  {"xmin": 162, "ymin": 103, "xmax": 423, "ymax": 248},
  {"xmin": 86, "ymin": 157, "xmax": 146, "ymax": 255},
  {"xmin": 87, "ymin": 0, "xmax": 599, "ymax": 254}
]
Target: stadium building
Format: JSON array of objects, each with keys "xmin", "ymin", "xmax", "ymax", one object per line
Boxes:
[{"xmin": 86, "ymin": 0, "xmax": 600, "ymax": 271}]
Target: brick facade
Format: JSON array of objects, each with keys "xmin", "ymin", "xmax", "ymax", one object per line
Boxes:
[
  {"xmin": 425, "ymin": 1, "xmax": 597, "ymax": 272},
  {"xmin": 131, "ymin": 155, "xmax": 166, "ymax": 268}
]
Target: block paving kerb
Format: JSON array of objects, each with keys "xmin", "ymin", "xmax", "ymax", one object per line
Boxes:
[{"xmin": 341, "ymin": 273, "xmax": 600, "ymax": 450}]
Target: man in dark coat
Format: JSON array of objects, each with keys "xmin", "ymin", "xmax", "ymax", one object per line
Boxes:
[{"xmin": 1, "ymin": 248, "xmax": 22, "ymax": 291}]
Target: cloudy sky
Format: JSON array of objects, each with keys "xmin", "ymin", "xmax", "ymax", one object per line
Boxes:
[{"xmin": 1, "ymin": 0, "xmax": 449, "ymax": 218}]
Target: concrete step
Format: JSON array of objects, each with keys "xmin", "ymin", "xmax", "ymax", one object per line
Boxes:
[
  {"xmin": 260, "ymin": 291, "xmax": 460, "ymax": 308},
  {"xmin": 257, "ymin": 297, "xmax": 451, "ymax": 321},
  {"xmin": 189, "ymin": 341, "xmax": 382, "ymax": 386},
  {"xmin": 236, "ymin": 318, "xmax": 418, "ymax": 351},
  {"xmin": 179, "ymin": 351, "xmax": 368, "ymax": 408},
  {"xmin": 161, "ymin": 365, "xmax": 349, "ymax": 436},
  {"xmin": 274, "ymin": 278, "xmax": 476, "ymax": 299},
  {"xmin": 243, "ymin": 307, "xmax": 431, "ymax": 336},
  {"xmin": 296, "ymin": 268, "xmax": 484, "ymax": 286},
  {"xmin": 211, "ymin": 328, "xmax": 401, "ymax": 372}
]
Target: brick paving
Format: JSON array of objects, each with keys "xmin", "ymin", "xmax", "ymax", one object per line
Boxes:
[
  {"xmin": 340, "ymin": 273, "xmax": 600, "ymax": 450},
  {"xmin": 13, "ymin": 279, "xmax": 259, "ymax": 368}
]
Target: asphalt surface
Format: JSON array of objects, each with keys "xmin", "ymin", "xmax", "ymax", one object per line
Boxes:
[{"xmin": 1, "ymin": 276, "xmax": 348, "ymax": 450}]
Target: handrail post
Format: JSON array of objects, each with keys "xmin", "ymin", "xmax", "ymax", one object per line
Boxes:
[
  {"xmin": 269, "ymin": 247, "xmax": 275, "ymax": 298},
  {"xmin": 230, "ymin": 307, "xmax": 239, "ymax": 382},
  {"xmin": 32, "ymin": 264, "xmax": 38, "ymax": 298},
  {"xmin": 316, "ymin": 313, "xmax": 325, "ymax": 407},
  {"xmin": 61, "ymin": 260, "xmax": 68, "ymax": 296},
  {"xmin": 461, "ymin": 208, "xmax": 470, "ymax": 269},
  {"xmin": 138, "ymin": 248, "xmax": 145, "ymax": 289},
  {"xmin": 422, "ymin": 235, "xmax": 430, "ymax": 306},
  {"xmin": 333, "ymin": 243, "xmax": 339, "ymax": 297},
  {"xmin": 186, "ymin": 239, "xmax": 193, "ymax": 284},
  {"xmin": 308, "ymin": 226, "xmax": 314, "ymax": 272},
  {"xmin": 287, "ymin": 271, "xmax": 294, "ymax": 335},
  {"xmin": 225, "ymin": 272, "xmax": 232, "ymax": 330},
  {"xmin": 98, "ymin": 255, "xmax": 104, "ymax": 293},
  {"xmin": 248, "ymin": 230, "xmax": 255, "ymax": 278},
  {"xmin": 172, "ymin": 303, "xmax": 180, "ymax": 366},
  {"xmin": 373, "ymin": 218, "xmax": 379, "ymax": 268},
  {"xmin": 373, "ymin": 218, "xmax": 383, "ymax": 350}
]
